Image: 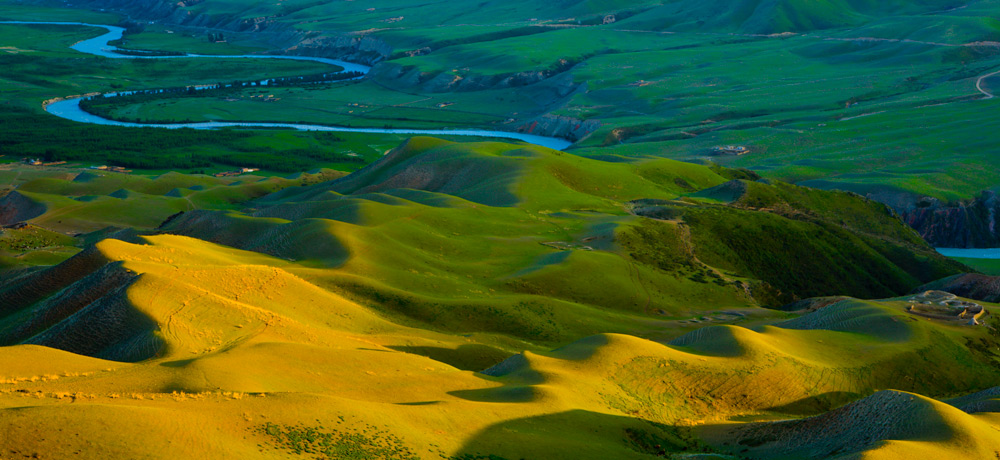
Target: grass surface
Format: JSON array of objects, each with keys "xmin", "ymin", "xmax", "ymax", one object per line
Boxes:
[
  {"xmin": 6, "ymin": 2, "xmax": 1000, "ymax": 199},
  {"xmin": 1, "ymin": 3, "xmax": 1000, "ymax": 458},
  {"xmin": 952, "ymin": 257, "xmax": 1000, "ymax": 276}
]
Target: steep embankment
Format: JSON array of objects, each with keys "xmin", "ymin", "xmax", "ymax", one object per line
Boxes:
[
  {"xmin": 899, "ymin": 191, "xmax": 1000, "ymax": 248},
  {"xmin": 634, "ymin": 178, "xmax": 966, "ymax": 303}
]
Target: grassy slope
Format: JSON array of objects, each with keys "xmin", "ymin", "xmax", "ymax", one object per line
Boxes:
[
  {"xmin": 676, "ymin": 180, "xmax": 964, "ymax": 301},
  {"xmin": 1, "ymin": 236, "xmax": 998, "ymax": 459},
  {"xmin": 0, "ymin": 167, "xmax": 347, "ymax": 269},
  {"xmin": 953, "ymin": 257, "xmax": 1000, "ymax": 276},
  {"xmin": 141, "ymin": 139, "xmax": 964, "ymax": 348}
]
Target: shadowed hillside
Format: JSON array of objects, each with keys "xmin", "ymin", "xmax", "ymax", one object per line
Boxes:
[
  {"xmin": 0, "ymin": 138, "xmax": 969, "ymax": 355},
  {"xmin": 148, "ymin": 139, "xmax": 966, "ymax": 342},
  {"xmin": 1, "ymin": 228, "xmax": 999, "ymax": 458}
]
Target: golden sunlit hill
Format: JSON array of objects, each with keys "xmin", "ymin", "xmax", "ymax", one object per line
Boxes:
[{"xmin": 1, "ymin": 137, "xmax": 999, "ymax": 458}]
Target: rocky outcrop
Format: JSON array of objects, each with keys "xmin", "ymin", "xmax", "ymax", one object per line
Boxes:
[
  {"xmin": 514, "ymin": 115, "xmax": 601, "ymax": 143},
  {"xmin": 280, "ymin": 34, "xmax": 393, "ymax": 66},
  {"xmin": 896, "ymin": 191, "xmax": 1000, "ymax": 248}
]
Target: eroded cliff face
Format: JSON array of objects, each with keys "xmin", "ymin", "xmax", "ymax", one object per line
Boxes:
[
  {"xmin": 280, "ymin": 34, "xmax": 392, "ymax": 66},
  {"xmin": 895, "ymin": 191, "xmax": 1000, "ymax": 248},
  {"xmin": 514, "ymin": 115, "xmax": 601, "ymax": 143}
]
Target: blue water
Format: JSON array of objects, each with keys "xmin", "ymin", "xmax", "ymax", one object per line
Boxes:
[
  {"xmin": 1, "ymin": 21, "xmax": 572, "ymax": 151},
  {"xmin": 936, "ymin": 248, "xmax": 1000, "ymax": 259}
]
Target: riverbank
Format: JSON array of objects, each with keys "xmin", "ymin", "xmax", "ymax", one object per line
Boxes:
[{"xmin": 4, "ymin": 21, "xmax": 572, "ymax": 151}]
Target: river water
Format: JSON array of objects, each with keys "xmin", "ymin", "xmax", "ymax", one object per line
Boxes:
[
  {"xmin": 936, "ymin": 248, "xmax": 1000, "ymax": 259},
  {"xmin": 2, "ymin": 21, "xmax": 572, "ymax": 151}
]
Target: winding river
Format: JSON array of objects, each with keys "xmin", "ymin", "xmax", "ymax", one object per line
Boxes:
[{"xmin": 2, "ymin": 21, "xmax": 572, "ymax": 151}]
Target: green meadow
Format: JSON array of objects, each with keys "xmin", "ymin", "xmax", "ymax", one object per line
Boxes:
[
  {"xmin": 2, "ymin": 2, "xmax": 1000, "ymax": 458},
  {"xmin": 113, "ymin": 23, "xmax": 272, "ymax": 56},
  {"xmin": 47, "ymin": 0, "xmax": 1000, "ymax": 200}
]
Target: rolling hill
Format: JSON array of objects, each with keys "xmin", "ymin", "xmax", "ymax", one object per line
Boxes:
[
  {"xmin": 0, "ymin": 137, "xmax": 994, "ymax": 458},
  {"xmin": 2, "ymin": 0, "xmax": 1000, "ymax": 456},
  {"xmin": 1, "ymin": 234, "xmax": 998, "ymax": 458}
]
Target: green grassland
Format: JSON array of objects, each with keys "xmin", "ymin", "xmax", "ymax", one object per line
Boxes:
[
  {"xmin": 0, "ymin": 139, "xmax": 998, "ymax": 459},
  {"xmin": 8, "ymin": 1, "xmax": 1000, "ymax": 199},
  {"xmin": 93, "ymin": 139, "xmax": 968, "ymax": 343},
  {"xmin": 0, "ymin": 223, "xmax": 78, "ymax": 269},
  {"xmin": 0, "ymin": 21, "xmax": 400, "ymax": 172},
  {"xmin": 49, "ymin": 0, "xmax": 1000, "ymax": 200},
  {"xmin": 952, "ymin": 257, "xmax": 1000, "ymax": 276},
  {"xmin": 113, "ymin": 23, "xmax": 272, "ymax": 56},
  {"xmin": 0, "ymin": 24, "xmax": 333, "ymax": 94},
  {"xmin": 87, "ymin": 80, "xmax": 525, "ymax": 129},
  {"xmin": 0, "ymin": 2, "xmax": 118, "ymax": 22},
  {"xmin": 3, "ymin": 2, "xmax": 1000, "ymax": 458},
  {"xmin": 0, "ymin": 19, "xmax": 564, "ymax": 173}
]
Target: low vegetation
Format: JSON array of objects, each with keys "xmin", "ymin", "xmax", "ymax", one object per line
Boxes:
[{"xmin": 1, "ymin": 2, "xmax": 1000, "ymax": 459}]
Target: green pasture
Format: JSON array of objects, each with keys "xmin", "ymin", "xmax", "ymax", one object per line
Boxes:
[{"xmin": 115, "ymin": 23, "xmax": 270, "ymax": 56}]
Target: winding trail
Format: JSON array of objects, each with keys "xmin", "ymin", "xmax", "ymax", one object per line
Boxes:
[
  {"xmin": 976, "ymin": 70, "xmax": 1000, "ymax": 99},
  {"xmin": 1, "ymin": 21, "xmax": 572, "ymax": 151}
]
